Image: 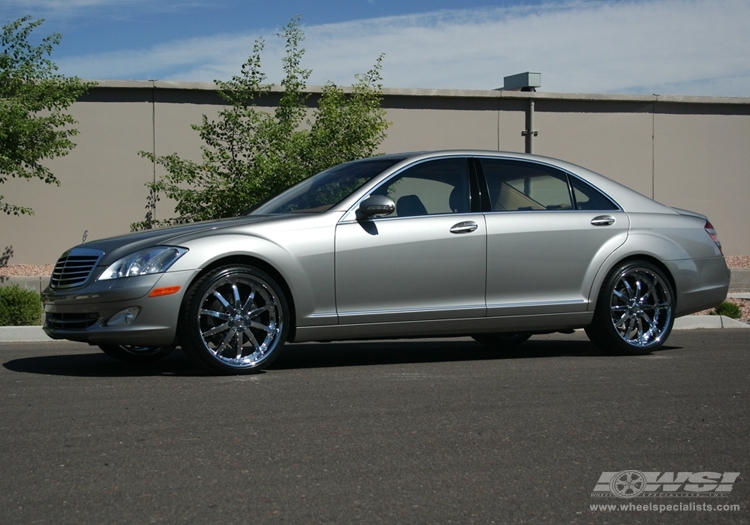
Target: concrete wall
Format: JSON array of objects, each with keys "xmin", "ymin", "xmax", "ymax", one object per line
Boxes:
[{"xmin": 1, "ymin": 81, "xmax": 749, "ymax": 264}]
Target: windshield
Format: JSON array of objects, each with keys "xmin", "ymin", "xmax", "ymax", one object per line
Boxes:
[{"xmin": 249, "ymin": 157, "xmax": 406, "ymax": 215}]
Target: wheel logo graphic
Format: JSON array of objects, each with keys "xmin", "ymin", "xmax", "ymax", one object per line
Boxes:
[{"xmin": 610, "ymin": 470, "xmax": 646, "ymax": 498}]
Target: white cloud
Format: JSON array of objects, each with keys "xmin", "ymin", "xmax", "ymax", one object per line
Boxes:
[
  {"xmin": 1, "ymin": 0, "xmax": 209, "ymax": 18},
  {"xmin": 2, "ymin": 0, "xmax": 147, "ymax": 11},
  {"xmin": 56, "ymin": 0, "xmax": 750, "ymax": 97}
]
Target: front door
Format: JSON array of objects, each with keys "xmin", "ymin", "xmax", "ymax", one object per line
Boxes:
[{"xmin": 335, "ymin": 157, "xmax": 487, "ymax": 324}]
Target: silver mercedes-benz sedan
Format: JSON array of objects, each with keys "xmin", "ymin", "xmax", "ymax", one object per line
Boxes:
[{"xmin": 43, "ymin": 151, "xmax": 730, "ymax": 374}]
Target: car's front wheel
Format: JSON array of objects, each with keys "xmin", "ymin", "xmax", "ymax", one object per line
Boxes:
[
  {"xmin": 98, "ymin": 344, "xmax": 174, "ymax": 363},
  {"xmin": 180, "ymin": 264, "xmax": 289, "ymax": 375},
  {"xmin": 586, "ymin": 260, "xmax": 674, "ymax": 355}
]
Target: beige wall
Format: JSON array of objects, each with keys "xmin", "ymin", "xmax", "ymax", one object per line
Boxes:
[
  {"xmin": 1, "ymin": 82, "xmax": 749, "ymax": 264},
  {"xmin": 653, "ymin": 108, "xmax": 750, "ymax": 257}
]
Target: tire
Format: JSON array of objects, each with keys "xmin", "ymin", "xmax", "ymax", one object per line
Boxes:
[
  {"xmin": 98, "ymin": 344, "xmax": 174, "ymax": 363},
  {"xmin": 471, "ymin": 332, "xmax": 531, "ymax": 348},
  {"xmin": 180, "ymin": 264, "xmax": 289, "ymax": 375},
  {"xmin": 585, "ymin": 260, "xmax": 674, "ymax": 355}
]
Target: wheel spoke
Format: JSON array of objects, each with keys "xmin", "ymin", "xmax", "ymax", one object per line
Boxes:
[
  {"xmin": 202, "ymin": 322, "xmax": 230, "ymax": 338},
  {"xmin": 636, "ymin": 317, "xmax": 645, "ymax": 342},
  {"xmin": 213, "ymin": 330, "xmax": 235, "ymax": 356},
  {"xmin": 246, "ymin": 305, "xmax": 270, "ymax": 319},
  {"xmin": 200, "ymin": 308, "xmax": 232, "ymax": 322},
  {"xmin": 235, "ymin": 330, "xmax": 244, "ymax": 359},
  {"xmin": 232, "ymin": 283, "xmax": 242, "ymax": 311},
  {"xmin": 250, "ymin": 320, "xmax": 275, "ymax": 334},
  {"xmin": 627, "ymin": 317, "xmax": 637, "ymax": 339},
  {"xmin": 241, "ymin": 290, "xmax": 256, "ymax": 314},
  {"xmin": 245, "ymin": 329, "xmax": 261, "ymax": 352},
  {"xmin": 622, "ymin": 279, "xmax": 635, "ymax": 300},
  {"xmin": 212, "ymin": 290, "xmax": 234, "ymax": 313}
]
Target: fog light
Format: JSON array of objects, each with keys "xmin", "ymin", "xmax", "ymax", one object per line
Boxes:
[{"xmin": 107, "ymin": 307, "xmax": 140, "ymax": 326}]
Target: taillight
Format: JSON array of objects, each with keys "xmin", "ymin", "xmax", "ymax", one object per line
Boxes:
[{"xmin": 705, "ymin": 221, "xmax": 723, "ymax": 255}]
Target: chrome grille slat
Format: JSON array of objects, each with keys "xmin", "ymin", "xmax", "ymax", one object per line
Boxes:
[{"xmin": 49, "ymin": 248, "xmax": 104, "ymax": 289}]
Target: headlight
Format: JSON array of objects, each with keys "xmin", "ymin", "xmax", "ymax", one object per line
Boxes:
[{"xmin": 98, "ymin": 247, "xmax": 188, "ymax": 280}]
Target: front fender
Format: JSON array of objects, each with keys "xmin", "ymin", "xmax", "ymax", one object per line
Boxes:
[{"xmin": 171, "ymin": 226, "xmax": 337, "ymax": 328}]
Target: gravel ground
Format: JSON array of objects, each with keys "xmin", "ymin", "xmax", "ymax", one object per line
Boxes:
[
  {"xmin": 726, "ymin": 255, "xmax": 750, "ymax": 269},
  {"xmin": 2, "ymin": 257, "xmax": 748, "ymax": 320},
  {"xmin": 0, "ymin": 264, "xmax": 55, "ymax": 277}
]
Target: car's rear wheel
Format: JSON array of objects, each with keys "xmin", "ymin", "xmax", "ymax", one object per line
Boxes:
[
  {"xmin": 586, "ymin": 260, "xmax": 674, "ymax": 355},
  {"xmin": 180, "ymin": 264, "xmax": 289, "ymax": 375},
  {"xmin": 98, "ymin": 344, "xmax": 174, "ymax": 363},
  {"xmin": 471, "ymin": 332, "xmax": 531, "ymax": 348}
]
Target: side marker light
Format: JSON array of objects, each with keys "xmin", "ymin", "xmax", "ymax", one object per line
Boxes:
[{"xmin": 148, "ymin": 286, "xmax": 182, "ymax": 297}]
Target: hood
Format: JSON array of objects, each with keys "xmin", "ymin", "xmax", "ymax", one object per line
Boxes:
[{"xmin": 72, "ymin": 215, "xmax": 278, "ymax": 265}]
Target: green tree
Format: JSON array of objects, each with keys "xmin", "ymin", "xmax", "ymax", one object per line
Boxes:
[
  {"xmin": 135, "ymin": 17, "xmax": 389, "ymax": 229},
  {"xmin": 0, "ymin": 16, "xmax": 95, "ymax": 216}
]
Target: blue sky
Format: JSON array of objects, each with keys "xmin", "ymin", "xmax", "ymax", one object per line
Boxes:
[{"xmin": 2, "ymin": 0, "xmax": 749, "ymax": 97}]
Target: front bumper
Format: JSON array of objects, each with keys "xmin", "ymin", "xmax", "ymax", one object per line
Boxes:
[{"xmin": 42, "ymin": 269, "xmax": 198, "ymax": 347}]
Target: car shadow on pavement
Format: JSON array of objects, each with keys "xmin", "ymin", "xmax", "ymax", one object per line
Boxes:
[
  {"xmin": 269, "ymin": 337, "xmax": 681, "ymax": 370},
  {"xmin": 2, "ymin": 337, "xmax": 683, "ymax": 377},
  {"xmin": 2, "ymin": 349, "xmax": 202, "ymax": 378}
]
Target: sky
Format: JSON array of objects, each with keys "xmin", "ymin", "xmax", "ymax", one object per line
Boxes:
[{"xmin": 2, "ymin": 0, "xmax": 749, "ymax": 97}]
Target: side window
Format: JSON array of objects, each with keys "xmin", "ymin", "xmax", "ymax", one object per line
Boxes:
[
  {"xmin": 570, "ymin": 177, "xmax": 619, "ymax": 210},
  {"xmin": 372, "ymin": 158, "xmax": 470, "ymax": 217},
  {"xmin": 480, "ymin": 159, "xmax": 573, "ymax": 211}
]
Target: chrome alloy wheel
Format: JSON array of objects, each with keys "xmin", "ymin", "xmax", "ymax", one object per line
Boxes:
[
  {"xmin": 196, "ymin": 271, "xmax": 284, "ymax": 370},
  {"xmin": 608, "ymin": 266, "xmax": 673, "ymax": 348}
]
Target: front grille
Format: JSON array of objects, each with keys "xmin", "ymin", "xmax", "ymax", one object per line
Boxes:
[
  {"xmin": 45, "ymin": 312, "xmax": 99, "ymax": 330},
  {"xmin": 50, "ymin": 248, "xmax": 104, "ymax": 289}
]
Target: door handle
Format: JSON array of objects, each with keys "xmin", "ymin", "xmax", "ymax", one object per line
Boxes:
[
  {"xmin": 450, "ymin": 221, "xmax": 478, "ymax": 234},
  {"xmin": 590, "ymin": 215, "xmax": 615, "ymax": 226}
]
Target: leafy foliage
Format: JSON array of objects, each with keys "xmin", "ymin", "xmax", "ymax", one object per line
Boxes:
[
  {"xmin": 134, "ymin": 17, "xmax": 389, "ymax": 229},
  {"xmin": 0, "ymin": 16, "xmax": 95, "ymax": 215},
  {"xmin": 0, "ymin": 285, "xmax": 41, "ymax": 325},
  {"xmin": 711, "ymin": 301, "xmax": 742, "ymax": 319}
]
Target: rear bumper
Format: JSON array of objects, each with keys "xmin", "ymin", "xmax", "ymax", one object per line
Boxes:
[{"xmin": 667, "ymin": 257, "xmax": 730, "ymax": 317}]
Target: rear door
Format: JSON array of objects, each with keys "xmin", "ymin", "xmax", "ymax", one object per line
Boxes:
[{"xmin": 477, "ymin": 157, "xmax": 629, "ymax": 316}]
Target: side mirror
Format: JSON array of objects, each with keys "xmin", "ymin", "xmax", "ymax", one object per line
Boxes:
[{"xmin": 356, "ymin": 195, "xmax": 395, "ymax": 220}]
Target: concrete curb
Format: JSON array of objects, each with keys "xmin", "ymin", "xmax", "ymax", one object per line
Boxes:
[
  {"xmin": 0, "ymin": 326, "xmax": 49, "ymax": 342},
  {"xmin": 0, "ymin": 316, "xmax": 747, "ymax": 343},
  {"xmin": 672, "ymin": 315, "xmax": 750, "ymax": 330}
]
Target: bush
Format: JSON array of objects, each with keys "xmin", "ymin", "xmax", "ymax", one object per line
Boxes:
[
  {"xmin": 711, "ymin": 301, "xmax": 742, "ymax": 319},
  {"xmin": 0, "ymin": 285, "xmax": 42, "ymax": 325}
]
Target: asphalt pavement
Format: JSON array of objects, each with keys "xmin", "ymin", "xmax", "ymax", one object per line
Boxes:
[{"xmin": 1, "ymin": 330, "xmax": 748, "ymax": 524}]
